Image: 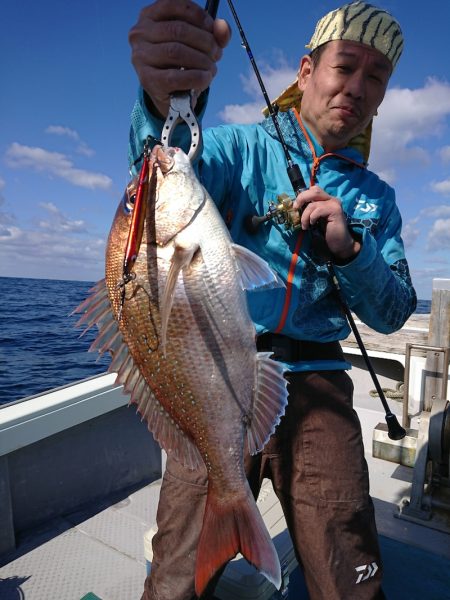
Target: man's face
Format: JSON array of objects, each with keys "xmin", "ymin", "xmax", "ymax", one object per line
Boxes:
[{"xmin": 298, "ymin": 40, "xmax": 392, "ymax": 151}]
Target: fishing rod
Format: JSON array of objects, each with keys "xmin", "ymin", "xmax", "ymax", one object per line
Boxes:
[
  {"xmin": 223, "ymin": 0, "xmax": 406, "ymax": 440},
  {"xmin": 225, "ymin": 0, "xmax": 306, "ymax": 206}
]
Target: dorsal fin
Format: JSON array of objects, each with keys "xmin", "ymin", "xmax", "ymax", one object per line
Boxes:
[
  {"xmin": 247, "ymin": 352, "xmax": 288, "ymax": 455},
  {"xmin": 73, "ymin": 280, "xmax": 203, "ymax": 470}
]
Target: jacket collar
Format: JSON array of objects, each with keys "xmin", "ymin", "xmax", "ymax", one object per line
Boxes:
[{"xmin": 259, "ymin": 109, "xmax": 367, "ymax": 167}]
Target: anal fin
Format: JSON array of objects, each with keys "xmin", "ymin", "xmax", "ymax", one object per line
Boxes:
[{"xmin": 247, "ymin": 352, "xmax": 288, "ymax": 455}]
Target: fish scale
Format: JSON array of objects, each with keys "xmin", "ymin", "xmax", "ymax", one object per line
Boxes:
[{"xmin": 75, "ymin": 145, "xmax": 289, "ymax": 596}]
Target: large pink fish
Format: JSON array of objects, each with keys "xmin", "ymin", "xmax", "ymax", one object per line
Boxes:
[{"xmin": 75, "ymin": 145, "xmax": 288, "ymax": 595}]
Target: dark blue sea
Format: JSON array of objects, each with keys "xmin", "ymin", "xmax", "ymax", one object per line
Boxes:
[
  {"xmin": 0, "ymin": 276, "xmax": 111, "ymax": 406},
  {"xmin": 0, "ymin": 276, "xmax": 431, "ymax": 406}
]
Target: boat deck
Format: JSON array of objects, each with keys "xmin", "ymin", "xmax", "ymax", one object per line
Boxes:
[
  {"xmin": 1, "ymin": 309, "xmax": 449, "ymax": 599},
  {"xmin": 1, "ymin": 382, "xmax": 449, "ymax": 599}
]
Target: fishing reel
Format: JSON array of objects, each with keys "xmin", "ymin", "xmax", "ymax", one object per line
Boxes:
[
  {"xmin": 268, "ymin": 194, "xmax": 303, "ymax": 230},
  {"xmin": 245, "ymin": 194, "xmax": 303, "ymax": 234}
]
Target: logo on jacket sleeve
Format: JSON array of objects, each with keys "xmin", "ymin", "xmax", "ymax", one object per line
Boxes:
[{"xmin": 355, "ymin": 199, "xmax": 376, "ymax": 213}]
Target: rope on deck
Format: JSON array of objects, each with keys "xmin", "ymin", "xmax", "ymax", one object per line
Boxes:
[{"xmin": 369, "ymin": 381, "xmax": 404, "ymax": 400}]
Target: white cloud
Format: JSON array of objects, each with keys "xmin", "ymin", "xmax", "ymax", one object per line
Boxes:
[
  {"xmin": 0, "ymin": 203, "xmax": 105, "ymax": 281},
  {"xmin": 430, "ymin": 178, "xmax": 450, "ymax": 197},
  {"xmin": 425, "ymin": 204, "xmax": 450, "ymax": 218},
  {"xmin": 38, "ymin": 202, "xmax": 87, "ymax": 232},
  {"xmin": 411, "ymin": 264, "xmax": 450, "ymax": 300},
  {"xmin": 220, "ymin": 102, "xmax": 265, "ymax": 125},
  {"xmin": 438, "ymin": 145, "xmax": 450, "ymax": 163},
  {"xmin": 370, "ymin": 78, "xmax": 450, "ymax": 173},
  {"xmin": 0, "ymin": 177, "xmax": 5, "ymax": 191},
  {"xmin": 46, "ymin": 125, "xmax": 80, "ymax": 140},
  {"xmin": 426, "ymin": 218, "xmax": 450, "ymax": 250},
  {"xmin": 0, "ymin": 224, "xmax": 21, "ymax": 241},
  {"xmin": 76, "ymin": 142, "xmax": 95, "ymax": 157},
  {"xmin": 46, "ymin": 125, "xmax": 95, "ymax": 157},
  {"xmin": 375, "ymin": 78, "xmax": 450, "ymax": 139},
  {"xmin": 402, "ymin": 218, "xmax": 420, "ymax": 248},
  {"xmin": 5, "ymin": 143, "xmax": 112, "ymax": 190},
  {"xmin": 239, "ymin": 54, "xmax": 297, "ymax": 101},
  {"xmin": 376, "ymin": 168, "xmax": 396, "ymax": 185},
  {"xmin": 0, "ymin": 192, "xmax": 15, "ymax": 228},
  {"xmin": 219, "ymin": 54, "xmax": 297, "ymax": 124},
  {"xmin": 0, "ymin": 225, "xmax": 105, "ymax": 267}
]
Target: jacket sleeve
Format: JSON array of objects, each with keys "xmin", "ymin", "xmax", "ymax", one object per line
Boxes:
[{"xmin": 334, "ymin": 193, "xmax": 417, "ymax": 333}]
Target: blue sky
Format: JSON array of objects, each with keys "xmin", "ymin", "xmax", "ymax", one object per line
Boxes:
[{"xmin": 1, "ymin": 0, "xmax": 449, "ymax": 300}]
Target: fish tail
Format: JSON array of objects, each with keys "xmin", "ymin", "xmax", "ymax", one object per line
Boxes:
[{"xmin": 195, "ymin": 483, "xmax": 281, "ymax": 597}]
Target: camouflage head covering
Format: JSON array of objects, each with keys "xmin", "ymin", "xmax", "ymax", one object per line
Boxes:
[{"xmin": 306, "ymin": 1, "xmax": 403, "ymax": 69}]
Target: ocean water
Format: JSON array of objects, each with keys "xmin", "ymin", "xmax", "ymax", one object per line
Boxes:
[
  {"xmin": 0, "ymin": 276, "xmax": 431, "ymax": 406},
  {"xmin": 0, "ymin": 277, "xmax": 110, "ymax": 406}
]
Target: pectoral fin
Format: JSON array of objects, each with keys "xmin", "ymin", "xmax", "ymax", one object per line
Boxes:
[
  {"xmin": 231, "ymin": 244, "xmax": 285, "ymax": 291},
  {"xmin": 161, "ymin": 242, "xmax": 200, "ymax": 353}
]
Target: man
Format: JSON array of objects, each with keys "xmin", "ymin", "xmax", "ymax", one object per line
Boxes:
[{"xmin": 128, "ymin": 2, "xmax": 416, "ymax": 599}]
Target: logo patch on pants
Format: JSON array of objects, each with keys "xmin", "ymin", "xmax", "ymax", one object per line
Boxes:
[{"xmin": 355, "ymin": 562, "xmax": 378, "ymax": 584}]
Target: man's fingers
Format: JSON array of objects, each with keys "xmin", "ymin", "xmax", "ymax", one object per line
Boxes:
[
  {"xmin": 131, "ymin": 18, "xmax": 223, "ymax": 62},
  {"xmin": 300, "ymin": 200, "xmax": 335, "ymax": 229},
  {"xmin": 140, "ymin": 0, "xmax": 212, "ymax": 29},
  {"xmin": 133, "ymin": 64, "xmax": 216, "ymax": 100},
  {"xmin": 300, "ymin": 202, "xmax": 316, "ymax": 230},
  {"xmin": 132, "ymin": 39, "xmax": 219, "ymax": 72},
  {"xmin": 214, "ymin": 18, "xmax": 232, "ymax": 49}
]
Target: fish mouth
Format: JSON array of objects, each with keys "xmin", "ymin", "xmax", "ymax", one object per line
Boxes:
[{"xmin": 153, "ymin": 145, "xmax": 175, "ymax": 174}]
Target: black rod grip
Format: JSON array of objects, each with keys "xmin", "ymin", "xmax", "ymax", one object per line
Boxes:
[
  {"xmin": 385, "ymin": 413, "xmax": 407, "ymax": 441},
  {"xmin": 205, "ymin": 0, "xmax": 220, "ymax": 18},
  {"xmin": 287, "ymin": 163, "xmax": 306, "ymax": 196}
]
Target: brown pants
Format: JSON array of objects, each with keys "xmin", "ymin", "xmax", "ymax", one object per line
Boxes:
[{"xmin": 142, "ymin": 371, "xmax": 384, "ymax": 600}]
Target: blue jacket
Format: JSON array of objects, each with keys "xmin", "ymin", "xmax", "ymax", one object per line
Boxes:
[{"xmin": 128, "ymin": 89, "xmax": 416, "ymax": 370}]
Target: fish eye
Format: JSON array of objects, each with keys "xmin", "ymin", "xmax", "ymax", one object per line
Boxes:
[
  {"xmin": 123, "ymin": 183, "xmax": 137, "ymax": 214},
  {"xmin": 125, "ymin": 193, "xmax": 136, "ymax": 213}
]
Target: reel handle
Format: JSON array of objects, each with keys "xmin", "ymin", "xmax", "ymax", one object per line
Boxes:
[{"xmin": 244, "ymin": 213, "xmax": 273, "ymax": 234}]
